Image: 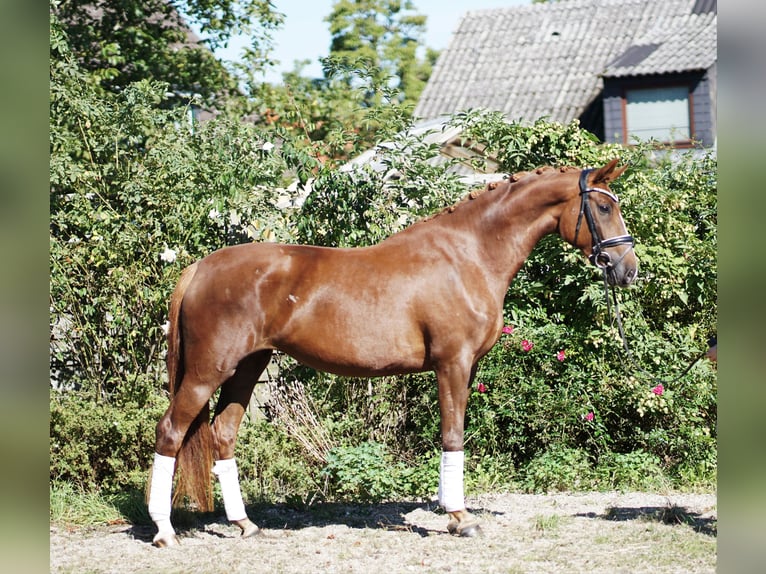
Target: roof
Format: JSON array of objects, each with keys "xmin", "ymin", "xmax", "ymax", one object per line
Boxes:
[
  {"xmin": 414, "ymin": 0, "xmax": 717, "ymax": 123},
  {"xmin": 341, "ymin": 116, "xmax": 505, "ymax": 185}
]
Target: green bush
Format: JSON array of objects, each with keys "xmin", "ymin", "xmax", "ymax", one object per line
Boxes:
[
  {"xmin": 595, "ymin": 450, "xmax": 668, "ymax": 491},
  {"xmin": 522, "ymin": 447, "xmax": 594, "ymax": 493},
  {"xmin": 50, "ymin": 26, "xmax": 294, "ymax": 399},
  {"xmin": 321, "ymin": 442, "xmax": 400, "ymax": 502},
  {"xmin": 234, "ymin": 418, "xmax": 319, "ymax": 504},
  {"xmin": 321, "ymin": 441, "xmax": 438, "ymax": 502},
  {"xmin": 49, "ymin": 389, "xmax": 167, "ymax": 493},
  {"xmin": 50, "ymin": 26, "xmax": 715, "ymax": 503}
]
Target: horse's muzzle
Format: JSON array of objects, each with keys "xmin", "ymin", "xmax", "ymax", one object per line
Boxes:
[{"xmin": 606, "ymin": 259, "xmax": 638, "ymax": 287}]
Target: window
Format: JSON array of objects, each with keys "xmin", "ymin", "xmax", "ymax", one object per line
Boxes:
[{"xmin": 624, "ymin": 86, "xmax": 691, "ymax": 144}]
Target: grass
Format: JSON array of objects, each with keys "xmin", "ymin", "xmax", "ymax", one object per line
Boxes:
[
  {"xmin": 50, "ymin": 482, "xmax": 126, "ymax": 526},
  {"xmin": 50, "ymin": 482, "xmax": 151, "ymax": 527},
  {"xmin": 533, "ymin": 513, "xmax": 566, "ymax": 534}
]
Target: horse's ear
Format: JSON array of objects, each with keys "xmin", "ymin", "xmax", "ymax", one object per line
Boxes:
[{"xmin": 591, "ymin": 159, "xmax": 626, "ymax": 184}]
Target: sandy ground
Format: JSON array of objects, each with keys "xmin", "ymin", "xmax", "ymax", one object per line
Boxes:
[{"xmin": 50, "ymin": 491, "xmax": 716, "ymax": 573}]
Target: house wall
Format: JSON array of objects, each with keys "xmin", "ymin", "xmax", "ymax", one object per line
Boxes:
[{"xmin": 602, "ymin": 69, "xmax": 716, "ymax": 148}]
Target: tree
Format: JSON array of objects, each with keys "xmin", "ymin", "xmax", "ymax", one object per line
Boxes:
[
  {"xmin": 50, "ymin": 0, "xmax": 284, "ymax": 106},
  {"xmin": 238, "ymin": 1, "xmax": 437, "ymax": 167},
  {"xmin": 324, "ymin": 0, "xmax": 437, "ymax": 109}
]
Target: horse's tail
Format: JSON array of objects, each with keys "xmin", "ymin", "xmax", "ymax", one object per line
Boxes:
[{"xmin": 165, "ymin": 262, "xmax": 215, "ymax": 512}]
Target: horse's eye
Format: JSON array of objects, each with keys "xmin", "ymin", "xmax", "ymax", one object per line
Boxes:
[{"xmin": 598, "ymin": 204, "xmax": 611, "ymax": 215}]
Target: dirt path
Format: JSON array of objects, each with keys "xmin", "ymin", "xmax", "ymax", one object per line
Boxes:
[{"xmin": 50, "ymin": 491, "xmax": 716, "ymax": 573}]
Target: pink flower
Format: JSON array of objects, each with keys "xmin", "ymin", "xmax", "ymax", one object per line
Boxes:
[
  {"xmin": 651, "ymin": 384, "xmax": 664, "ymax": 396},
  {"xmin": 556, "ymin": 350, "xmax": 566, "ymax": 362},
  {"xmin": 477, "ymin": 382, "xmax": 487, "ymax": 393},
  {"xmin": 521, "ymin": 339, "xmax": 534, "ymax": 352},
  {"xmin": 584, "ymin": 411, "xmax": 594, "ymax": 422},
  {"xmin": 502, "ymin": 325, "xmax": 514, "ymax": 335}
]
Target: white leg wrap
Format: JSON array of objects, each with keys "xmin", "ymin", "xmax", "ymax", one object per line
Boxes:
[
  {"xmin": 213, "ymin": 458, "xmax": 247, "ymax": 521},
  {"xmin": 148, "ymin": 453, "xmax": 176, "ymax": 536},
  {"xmin": 438, "ymin": 450, "xmax": 465, "ymax": 512}
]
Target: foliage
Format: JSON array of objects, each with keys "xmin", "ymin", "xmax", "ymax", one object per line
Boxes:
[
  {"xmin": 292, "ymin": 113, "xmax": 717, "ymax": 498},
  {"xmin": 244, "ymin": 53, "xmax": 434, "ymax": 170},
  {"xmin": 321, "ymin": 441, "xmax": 437, "ymax": 502},
  {"xmin": 295, "ymin": 125, "xmax": 466, "ymax": 247},
  {"xmin": 594, "ymin": 450, "xmax": 669, "ymax": 492},
  {"xmin": 50, "ymin": 0, "xmax": 283, "ymax": 105},
  {"xmin": 49, "ymin": 390, "xmax": 167, "ymax": 492},
  {"xmin": 234, "ymin": 418, "xmax": 321, "ymax": 504},
  {"xmin": 322, "ymin": 441, "xmax": 401, "ymax": 502},
  {"xmin": 222, "ymin": 1, "xmax": 437, "ymax": 165},
  {"xmin": 521, "ymin": 446, "xmax": 594, "ymax": 493},
  {"xmin": 50, "ymin": 16, "xmax": 715, "ymax": 507},
  {"xmin": 50, "ymin": 29, "xmax": 293, "ymax": 398},
  {"xmin": 450, "ymin": 111, "xmax": 615, "ymax": 172},
  {"xmin": 324, "ymin": 0, "xmax": 437, "ymax": 108}
]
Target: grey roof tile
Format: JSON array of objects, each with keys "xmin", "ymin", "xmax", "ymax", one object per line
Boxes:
[{"xmin": 414, "ymin": 0, "xmax": 717, "ymax": 122}]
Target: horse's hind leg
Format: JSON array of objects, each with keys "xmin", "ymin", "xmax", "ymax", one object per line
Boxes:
[
  {"xmin": 211, "ymin": 350, "xmax": 272, "ymax": 538},
  {"xmin": 149, "ymin": 374, "xmax": 220, "ymax": 547}
]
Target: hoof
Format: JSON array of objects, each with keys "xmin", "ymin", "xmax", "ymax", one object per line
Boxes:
[
  {"xmin": 152, "ymin": 532, "xmax": 180, "ymax": 548},
  {"xmin": 458, "ymin": 523, "xmax": 483, "ymax": 538},
  {"xmin": 233, "ymin": 518, "xmax": 260, "ymax": 539},
  {"xmin": 446, "ymin": 510, "xmax": 483, "ymax": 537}
]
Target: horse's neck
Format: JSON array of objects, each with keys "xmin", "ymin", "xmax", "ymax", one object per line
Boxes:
[{"xmin": 449, "ymin": 178, "xmax": 566, "ymax": 285}]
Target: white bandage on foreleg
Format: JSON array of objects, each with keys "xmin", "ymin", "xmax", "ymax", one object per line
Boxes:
[
  {"xmin": 213, "ymin": 458, "xmax": 247, "ymax": 521},
  {"xmin": 438, "ymin": 450, "xmax": 465, "ymax": 512},
  {"xmin": 148, "ymin": 453, "xmax": 176, "ymax": 535}
]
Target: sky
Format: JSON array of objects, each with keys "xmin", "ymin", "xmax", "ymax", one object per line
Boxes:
[{"xmin": 210, "ymin": 0, "xmax": 529, "ymax": 83}]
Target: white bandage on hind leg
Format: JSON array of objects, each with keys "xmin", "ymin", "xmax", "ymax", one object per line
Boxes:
[
  {"xmin": 148, "ymin": 453, "xmax": 176, "ymax": 536},
  {"xmin": 438, "ymin": 450, "xmax": 465, "ymax": 512},
  {"xmin": 213, "ymin": 458, "xmax": 247, "ymax": 522}
]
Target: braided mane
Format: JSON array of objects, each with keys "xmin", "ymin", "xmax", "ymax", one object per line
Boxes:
[{"xmin": 422, "ymin": 165, "xmax": 579, "ymax": 222}]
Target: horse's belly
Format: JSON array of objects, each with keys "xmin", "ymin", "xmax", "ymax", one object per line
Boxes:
[{"xmin": 272, "ymin": 309, "xmax": 428, "ymax": 377}]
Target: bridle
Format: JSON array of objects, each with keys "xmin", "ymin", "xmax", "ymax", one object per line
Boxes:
[
  {"xmin": 574, "ymin": 168, "xmax": 635, "ymax": 271},
  {"xmin": 574, "ymin": 169, "xmax": 709, "ymax": 384}
]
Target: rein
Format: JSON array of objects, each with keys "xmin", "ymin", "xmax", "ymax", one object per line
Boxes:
[
  {"xmin": 599, "ymin": 270, "xmax": 710, "ymax": 385},
  {"xmin": 575, "ymin": 168, "xmax": 708, "ymax": 385}
]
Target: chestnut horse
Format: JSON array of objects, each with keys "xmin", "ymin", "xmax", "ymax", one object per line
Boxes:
[{"xmin": 147, "ymin": 160, "xmax": 637, "ymax": 546}]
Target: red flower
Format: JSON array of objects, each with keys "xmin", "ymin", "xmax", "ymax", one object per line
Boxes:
[
  {"xmin": 477, "ymin": 382, "xmax": 487, "ymax": 393},
  {"xmin": 556, "ymin": 350, "xmax": 566, "ymax": 362},
  {"xmin": 502, "ymin": 325, "xmax": 514, "ymax": 335},
  {"xmin": 651, "ymin": 384, "xmax": 664, "ymax": 396},
  {"xmin": 521, "ymin": 339, "xmax": 534, "ymax": 352},
  {"xmin": 584, "ymin": 411, "xmax": 594, "ymax": 422}
]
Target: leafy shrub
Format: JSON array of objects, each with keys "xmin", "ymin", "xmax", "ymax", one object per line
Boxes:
[
  {"xmin": 234, "ymin": 418, "xmax": 320, "ymax": 504},
  {"xmin": 320, "ymin": 441, "xmax": 438, "ymax": 503},
  {"xmin": 322, "ymin": 441, "xmax": 402, "ymax": 502},
  {"xmin": 50, "ymin": 29, "xmax": 293, "ymax": 399},
  {"xmin": 50, "ymin": 26, "xmax": 715, "ymax": 500},
  {"xmin": 49, "ymin": 389, "xmax": 167, "ymax": 493},
  {"xmin": 595, "ymin": 450, "xmax": 668, "ymax": 491},
  {"xmin": 521, "ymin": 447, "xmax": 594, "ymax": 493}
]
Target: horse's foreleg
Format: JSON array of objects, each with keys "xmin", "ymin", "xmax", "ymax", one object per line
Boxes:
[
  {"xmin": 437, "ymin": 361, "xmax": 482, "ymax": 537},
  {"xmin": 211, "ymin": 351, "xmax": 272, "ymax": 538}
]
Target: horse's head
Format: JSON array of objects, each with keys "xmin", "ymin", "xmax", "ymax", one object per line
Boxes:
[{"xmin": 559, "ymin": 159, "xmax": 638, "ymax": 287}]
